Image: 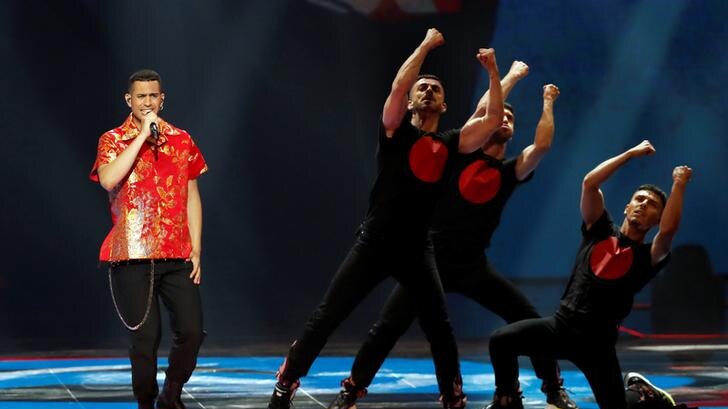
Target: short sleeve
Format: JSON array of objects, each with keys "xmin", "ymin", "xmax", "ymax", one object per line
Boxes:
[
  {"xmin": 503, "ymin": 157, "xmax": 534, "ymax": 185},
  {"xmin": 652, "ymin": 249, "xmax": 671, "ymax": 273},
  {"xmin": 378, "ymin": 119, "xmax": 390, "ymax": 145},
  {"xmin": 442, "ymin": 128, "xmax": 461, "ymax": 153},
  {"xmin": 90, "ymin": 132, "xmax": 120, "ymax": 182},
  {"xmin": 581, "ymin": 210, "xmax": 614, "ymax": 239},
  {"xmin": 187, "ymin": 137, "xmax": 208, "ymax": 179},
  {"xmin": 380, "ymin": 114, "xmax": 417, "ymax": 145}
]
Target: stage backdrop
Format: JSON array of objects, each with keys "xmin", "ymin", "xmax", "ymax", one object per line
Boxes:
[{"xmin": 1, "ymin": 0, "xmax": 725, "ymax": 352}]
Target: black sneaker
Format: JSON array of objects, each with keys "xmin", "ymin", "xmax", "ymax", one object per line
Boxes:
[
  {"xmin": 624, "ymin": 372, "xmax": 675, "ymax": 408},
  {"xmin": 268, "ymin": 380, "xmax": 300, "ymax": 409},
  {"xmin": 484, "ymin": 392, "xmax": 524, "ymax": 409},
  {"xmin": 546, "ymin": 387, "xmax": 578, "ymax": 409},
  {"xmin": 327, "ymin": 389, "xmax": 359, "ymax": 409},
  {"xmin": 327, "ymin": 376, "xmax": 366, "ymax": 409},
  {"xmin": 156, "ymin": 379, "xmax": 186, "ymax": 409}
]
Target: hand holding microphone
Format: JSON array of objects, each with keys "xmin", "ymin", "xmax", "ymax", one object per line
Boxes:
[
  {"xmin": 150, "ymin": 122, "xmax": 159, "ymax": 141},
  {"xmin": 140, "ymin": 111, "xmax": 160, "ymax": 142}
]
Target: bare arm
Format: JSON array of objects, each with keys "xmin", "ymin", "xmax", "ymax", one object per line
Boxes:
[
  {"xmin": 187, "ymin": 178, "xmax": 203, "ymax": 284},
  {"xmin": 459, "ymin": 49, "xmax": 503, "ymax": 153},
  {"xmin": 382, "ymin": 28, "xmax": 444, "ymax": 137},
  {"xmin": 515, "ymin": 84, "xmax": 560, "ymax": 180},
  {"xmin": 581, "ymin": 140, "xmax": 656, "ymax": 229},
  {"xmin": 651, "ymin": 166, "xmax": 692, "ymax": 264},
  {"xmin": 470, "ymin": 60, "xmax": 529, "ymax": 120},
  {"xmin": 97, "ymin": 112, "xmax": 156, "ymax": 191},
  {"xmin": 501, "ymin": 61, "xmax": 530, "ymax": 102}
]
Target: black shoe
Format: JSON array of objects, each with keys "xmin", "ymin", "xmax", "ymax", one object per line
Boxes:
[
  {"xmin": 268, "ymin": 380, "xmax": 300, "ymax": 409},
  {"xmin": 327, "ymin": 377, "xmax": 366, "ymax": 409},
  {"xmin": 327, "ymin": 389, "xmax": 359, "ymax": 409},
  {"xmin": 484, "ymin": 392, "xmax": 523, "ymax": 409},
  {"xmin": 546, "ymin": 387, "xmax": 578, "ymax": 409},
  {"xmin": 625, "ymin": 372, "xmax": 675, "ymax": 408},
  {"xmin": 156, "ymin": 379, "xmax": 186, "ymax": 409}
]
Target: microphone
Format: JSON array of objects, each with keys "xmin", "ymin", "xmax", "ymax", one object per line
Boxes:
[{"xmin": 150, "ymin": 122, "xmax": 159, "ymax": 141}]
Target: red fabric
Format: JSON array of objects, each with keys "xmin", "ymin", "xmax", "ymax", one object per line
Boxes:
[
  {"xmin": 458, "ymin": 159, "xmax": 501, "ymax": 204},
  {"xmin": 590, "ymin": 236, "xmax": 634, "ymax": 280},
  {"xmin": 370, "ymin": 0, "xmax": 408, "ymax": 21},
  {"xmin": 433, "ymin": 0, "xmax": 461, "ymax": 13},
  {"xmin": 90, "ymin": 114, "xmax": 207, "ymax": 261},
  {"xmin": 408, "ymin": 135, "xmax": 449, "ymax": 183}
]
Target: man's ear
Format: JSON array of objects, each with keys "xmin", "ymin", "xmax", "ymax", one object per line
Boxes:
[{"xmin": 125, "ymin": 93, "xmax": 132, "ymax": 108}]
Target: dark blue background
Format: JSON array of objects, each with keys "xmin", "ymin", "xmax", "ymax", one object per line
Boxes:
[{"xmin": 0, "ymin": 0, "xmax": 725, "ymax": 352}]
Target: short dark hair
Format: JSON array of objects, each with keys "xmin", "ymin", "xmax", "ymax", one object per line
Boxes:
[
  {"xmin": 409, "ymin": 74, "xmax": 444, "ymax": 98},
  {"xmin": 128, "ymin": 69, "xmax": 162, "ymax": 92},
  {"xmin": 635, "ymin": 184, "xmax": 667, "ymax": 208},
  {"xmin": 503, "ymin": 101, "xmax": 515, "ymax": 116},
  {"xmin": 416, "ymin": 74, "xmax": 443, "ymax": 85}
]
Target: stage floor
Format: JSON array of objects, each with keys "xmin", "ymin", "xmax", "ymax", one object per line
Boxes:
[{"xmin": 1, "ymin": 342, "xmax": 726, "ymax": 409}]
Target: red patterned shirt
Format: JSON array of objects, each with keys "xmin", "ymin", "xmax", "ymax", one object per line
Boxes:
[{"xmin": 90, "ymin": 114, "xmax": 207, "ymax": 261}]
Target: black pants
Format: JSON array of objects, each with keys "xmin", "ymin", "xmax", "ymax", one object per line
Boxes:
[
  {"xmin": 349, "ymin": 250, "xmax": 561, "ymax": 390},
  {"xmin": 279, "ymin": 229, "xmax": 462, "ymax": 399},
  {"xmin": 489, "ymin": 314, "xmax": 624, "ymax": 409},
  {"xmin": 109, "ymin": 259, "xmax": 204, "ymax": 402}
]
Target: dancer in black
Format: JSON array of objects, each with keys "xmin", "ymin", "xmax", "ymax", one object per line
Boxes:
[
  {"xmin": 267, "ymin": 29, "xmax": 505, "ymax": 409},
  {"xmin": 328, "ymin": 61, "xmax": 576, "ymax": 409},
  {"xmin": 485, "ymin": 140, "xmax": 692, "ymax": 409}
]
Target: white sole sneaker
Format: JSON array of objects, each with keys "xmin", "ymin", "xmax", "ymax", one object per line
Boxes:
[{"xmin": 624, "ymin": 372, "xmax": 676, "ymax": 406}]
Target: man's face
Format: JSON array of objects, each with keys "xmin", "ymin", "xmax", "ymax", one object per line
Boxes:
[
  {"xmin": 125, "ymin": 80, "xmax": 164, "ymax": 123},
  {"xmin": 492, "ymin": 107, "xmax": 515, "ymax": 143},
  {"xmin": 624, "ymin": 189, "xmax": 664, "ymax": 231},
  {"xmin": 408, "ymin": 78, "xmax": 446, "ymax": 114}
]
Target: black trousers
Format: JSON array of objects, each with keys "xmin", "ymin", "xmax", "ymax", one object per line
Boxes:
[
  {"xmin": 489, "ymin": 314, "xmax": 624, "ymax": 409},
  {"xmin": 349, "ymin": 249, "xmax": 562, "ymax": 390},
  {"xmin": 279, "ymin": 229, "xmax": 462, "ymax": 399},
  {"xmin": 109, "ymin": 259, "xmax": 204, "ymax": 402}
]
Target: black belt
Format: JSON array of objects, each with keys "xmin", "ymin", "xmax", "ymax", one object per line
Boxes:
[{"xmin": 107, "ymin": 258, "xmax": 186, "ymax": 267}]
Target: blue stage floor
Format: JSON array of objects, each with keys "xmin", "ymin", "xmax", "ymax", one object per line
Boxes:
[{"xmin": 1, "ymin": 344, "xmax": 727, "ymax": 408}]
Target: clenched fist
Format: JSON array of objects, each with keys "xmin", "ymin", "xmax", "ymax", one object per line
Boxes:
[
  {"xmin": 477, "ymin": 48, "xmax": 498, "ymax": 73},
  {"xmin": 627, "ymin": 140, "xmax": 656, "ymax": 158},
  {"xmin": 672, "ymin": 165, "xmax": 692, "ymax": 185},
  {"xmin": 421, "ymin": 28, "xmax": 445, "ymax": 51},
  {"xmin": 543, "ymin": 84, "xmax": 560, "ymax": 101},
  {"xmin": 507, "ymin": 60, "xmax": 529, "ymax": 80}
]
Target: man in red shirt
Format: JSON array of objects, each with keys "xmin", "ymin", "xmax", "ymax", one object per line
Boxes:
[{"xmin": 91, "ymin": 69, "xmax": 207, "ymax": 409}]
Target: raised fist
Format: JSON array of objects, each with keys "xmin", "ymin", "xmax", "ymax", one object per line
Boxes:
[
  {"xmin": 422, "ymin": 28, "xmax": 445, "ymax": 50},
  {"xmin": 672, "ymin": 165, "xmax": 692, "ymax": 185},
  {"xmin": 543, "ymin": 84, "xmax": 560, "ymax": 101},
  {"xmin": 477, "ymin": 48, "xmax": 497, "ymax": 73},
  {"xmin": 628, "ymin": 140, "xmax": 656, "ymax": 158},
  {"xmin": 508, "ymin": 60, "xmax": 529, "ymax": 80}
]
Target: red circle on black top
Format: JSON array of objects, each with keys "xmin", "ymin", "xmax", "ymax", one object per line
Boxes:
[
  {"xmin": 409, "ymin": 136, "xmax": 449, "ymax": 183},
  {"xmin": 590, "ymin": 236, "xmax": 634, "ymax": 280},
  {"xmin": 458, "ymin": 159, "xmax": 501, "ymax": 204}
]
